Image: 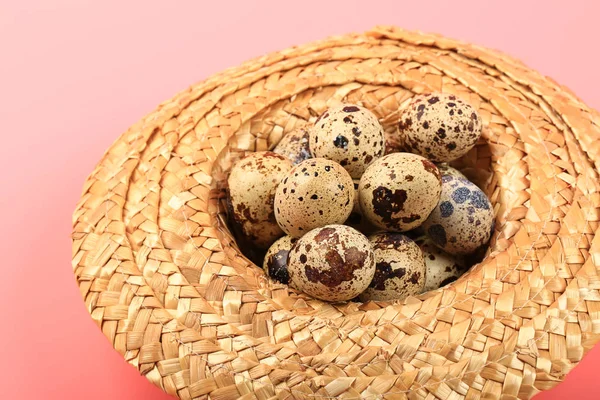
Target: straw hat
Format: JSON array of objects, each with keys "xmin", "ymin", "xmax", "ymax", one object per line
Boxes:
[{"xmin": 71, "ymin": 26, "xmax": 600, "ymax": 399}]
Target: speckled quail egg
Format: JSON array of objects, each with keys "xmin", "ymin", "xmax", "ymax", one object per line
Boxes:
[
  {"xmin": 310, "ymin": 104, "xmax": 385, "ymax": 178},
  {"xmin": 359, "ymin": 233, "xmax": 426, "ymax": 301},
  {"xmin": 273, "ymin": 126, "xmax": 312, "ymax": 165},
  {"xmin": 423, "ymin": 175, "xmax": 494, "ymax": 255},
  {"xmin": 358, "ymin": 153, "xmax": 442, "ymax": 232},
  {"xmin": 436, "ymin": 164, "xmax": 466, "ymax": 179},
  {"xmin": 275, "ymin": 158, "xmax": 354, "ymax": 237},
  {"xmin": 228, "ymin": 151, "xmax": 292, "ymax": 248},
  {"xmin": 399, "ymin": 93, "xmax": 482, "ymax": 162},
  {"xmin": 415, "ymin": 236, "xmax": 466, "ymax": 291},
  {"xmin": 288, "ymin": 225, "xmax": 375, "ymax": 302},
  {"xmin": 262, "ymin": 235, "xmax": 297, "ymax": 286}
]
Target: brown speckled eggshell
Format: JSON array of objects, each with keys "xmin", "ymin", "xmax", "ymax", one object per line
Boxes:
[
  {"xmin": 228, "ymin": 151, "xmax": 292, "ymax": 248},
  {"xmin": 358, "ymin": 153, "xmax": 442, "ymax": 232},
  {"xmin": 275, "ymin": 158, "xmax": 354, "ymax": 237},
  {"xmin": 415, "ymin": 236, "xmax": 466, "ymax": 291},
  {"xmin": 273, "ymin": 126, "xmax": 312, "ymax": 165},
  {"xmin": 262, "ymin": 235, "xmax": 297, "ymax": 287},
  {"xmin": 288, "ymin": 225, "xmax": 375, "ymax": 302},
  {"xmin": 399, "ymin": 93, "xmax": 482, "ymax": 162},
  {"xmin": 423, "ymin": 175, "xmax": 494, "ymax": 255},
  {"xmin": 310, "ymin": 104, "xmax": 385, "ymax": 178},
  {"xmin": 359, "ymin": 233, "xmax": 426, "ymax": 301}
]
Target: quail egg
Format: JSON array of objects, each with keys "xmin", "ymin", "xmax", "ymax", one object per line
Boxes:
[
  {"xmin": 273, "ymin": 125, "xmax": 312, "ymax": 165},
  {"xmin": 228, "ymin": 151, "xmax": 292, "ymax": 248},
  {"xmin": 263, "ymin": 235, "xmax": 297, "ymax": 285},
  {"xmin": 310, "ymin": 104, "xmax": 385, "ymax": 178},
  {"xmin": 275, "ymin": 158, "xmax": 354, "ymax": 237},
  {"xmin": 399, "ymin": 93, "xmax": 482, "ymax": 162},
  {"xmin": 360, "ymin": 233, "xmax": 426, "ymax": 301},
  {"xmin": 423, "ymin": 175, "xmax": 494, "ymax": 255},
  {"xmin": 288, "ymin": 225, "xmax": 375, "ymax": 302},
  {"xmin": 358, "ymin": 153, "xmax": 442, "ymax": 232},
  {"xmin": 415, "ymin": 236, "xmax": 466, "ymax": 291}
]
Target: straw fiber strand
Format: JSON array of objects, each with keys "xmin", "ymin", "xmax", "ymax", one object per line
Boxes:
[{"xmin": 72, "ymin": 26, "xmax": 600, "ymax": 399}]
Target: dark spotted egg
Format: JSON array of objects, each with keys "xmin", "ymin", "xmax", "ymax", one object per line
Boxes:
[
  {"xmin": 288, "ymin": 225, "xmax": 375, "ymax": 302},
  {"xmin": 262, "ymin": 235, "xmax": 297, "ymax": 286},
  {"xmin": 273, "ymin": 125, "xmax": 312, "ymax": 165},
  {"xmin": 359, "ymin": 233, "xmax": 426, "ymax": 301},
  {"xmin": 358, "ymin": 153, "xmax": 442, "ymax": 232},
  {"xmin": 310, "ymin": 104, "xmax": 385, "ymax": 179},
  {"xmin": 415, "ymin": 236, "xmax": 466, "ymax": 291},
  {"xmin": 274, "ymin": 158, "xmax": 354, "ymax": 238},
  {"xmin": 423, "ymin": 175, "xmax": 494, "ymax": 255},
  {"xmin": 227, "ymin": 151, "xmax": 292, "ymax": 249},
  {"xmin": 399, "ymin": 93, "xmax": 482, "ymax": 162}
]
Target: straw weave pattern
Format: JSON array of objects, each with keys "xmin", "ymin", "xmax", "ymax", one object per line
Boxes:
[{"xmin": 72, "ymin": 26, "xmax": 600, "ymax": 399}]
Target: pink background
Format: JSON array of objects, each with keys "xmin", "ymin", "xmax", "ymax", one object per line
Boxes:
[{"xmin": 2, "ymin": 1, "xmax": 599, "ymax": 398}]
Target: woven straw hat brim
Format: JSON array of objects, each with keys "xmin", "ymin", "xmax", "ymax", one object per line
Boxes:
[{"xmin": 72, "ymin": 26, "xmax": 600, "ymax": 400}]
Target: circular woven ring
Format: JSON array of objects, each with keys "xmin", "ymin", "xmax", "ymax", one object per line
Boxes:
[{"xmin": 72, "ymin": 26, "xmax": 600, "ymax": 399}]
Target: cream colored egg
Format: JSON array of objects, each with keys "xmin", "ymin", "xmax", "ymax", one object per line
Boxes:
[
  {"xmin": 273, "ymin": 126, "xmax": 312, "ymax": 165},
  {"xmin": 423, "ymin": 175, "xmax": 494, "ymax": 255},
  {"xmin": 358, "ymin": 153, "xmax": 442, "ymax": 232},
  {"xmin": 288, "ymin": 225, "xmax": 375, "ymax": 302},
  {"xmin": 415, "ymin": 236, "xmax": 466, "ymax": 291},
  {"xmin": 310, "ymin": 104, "xmax": 385, "ymax": 178},
  {"xmin": 275, "ymin": 158, "xmax": 354, "ymax": 238},
  {"xmin": 359, "ymin": 233, "xmax": 426, "ymax": 301},
  {"xmin": 262, "ymin": 235, "xmax": 297, "ymax": 286},
  {"xmin": 228, "ymin": 151, "xmax": 292, "ymax": 248},
  {"xmin": 399, "ymin": 93, "xmax": 482, "ymax": 162}
]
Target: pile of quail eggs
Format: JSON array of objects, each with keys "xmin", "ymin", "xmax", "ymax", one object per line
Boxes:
[{"xmin": 227, "ymin": 93, "xmax": 494, "ymax": 302}]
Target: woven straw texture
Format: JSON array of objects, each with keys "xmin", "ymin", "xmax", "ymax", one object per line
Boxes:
[{"xmin": 72, "ymin": 26, "xmax": 600, "ymax": 399}]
